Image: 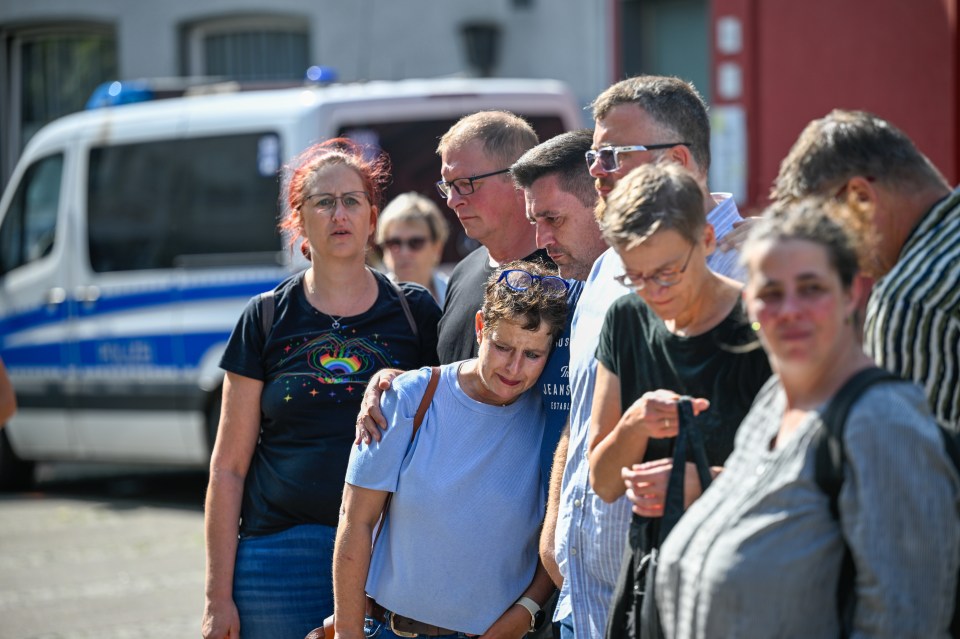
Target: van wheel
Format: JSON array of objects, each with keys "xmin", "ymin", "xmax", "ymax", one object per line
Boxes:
[
  {"xmin": 205, "ymin": 387, "xmax": 223, "ymax": 456},
  {"xmin": 0, "ymin": 429, "xmax": 35, "ymax": 492}
]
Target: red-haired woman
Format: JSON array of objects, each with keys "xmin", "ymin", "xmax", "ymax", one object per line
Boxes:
[{"xmin": 202, "ymin": 139, "xmax": 440, "ymax": 639}]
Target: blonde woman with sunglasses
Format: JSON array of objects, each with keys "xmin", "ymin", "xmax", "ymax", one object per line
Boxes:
[{"xmin": 376, "ymin": 192, "xmax": 450, "ymax": 304}]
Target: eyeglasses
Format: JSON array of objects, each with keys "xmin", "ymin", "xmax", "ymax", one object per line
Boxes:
[
  {"xmin": 614, "ymin": 244, "xmax": 696, "ymax": 292},
  {"xmin": 585, "ymin": 143, "xmax": 689, "ymax": 173},
  {"xmin": 436, "ymin": 168, "xmax": 510, "ymax": 198},
  {"xmin": 497, "ymin": 269, "xmax": 570, "ymax": 298},
  {"xmin": 303, "ymin": 191, "xmax": 370, "ymax": 213},
  {"xmin": 381, "ymin": 236, "xmax": 429, "ymax": 252}
]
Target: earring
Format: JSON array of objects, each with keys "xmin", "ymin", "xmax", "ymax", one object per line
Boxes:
[{"xmin": 751, "ymin": 321, "xmax": 761, "ymax": 332}]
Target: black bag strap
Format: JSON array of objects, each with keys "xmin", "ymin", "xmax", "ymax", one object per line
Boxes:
[
  {"xmin": 372, "ymin": 366, "xmax": 439, "ymax": 547},
  {"xmin": 259, "ymin": 289, "xmax": 276, "ymax": 340},
  {"xmin": 813, "ymin": 366, "xmax": 907, "ymax": 636},
  {"xmin": 814, "ymin": 367, "xmax": 900, "ymax": 515},
  {"xmin": 658, "ymin": 397, "xmax": 714, "ymax": 545},
  {"xmin": 372, "ymin": 270, "xmax": 419, "ymax": 340}
]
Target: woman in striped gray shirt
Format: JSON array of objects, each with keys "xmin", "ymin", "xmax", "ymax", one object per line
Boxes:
[{"xmin": 655, "ymin": 201, "xmax": 960, "ymax": 638}]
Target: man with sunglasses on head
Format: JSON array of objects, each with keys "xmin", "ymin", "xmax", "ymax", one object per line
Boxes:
[{"xmin": 540, "ymin": 76, "xmax": 751, "ymax": 639}]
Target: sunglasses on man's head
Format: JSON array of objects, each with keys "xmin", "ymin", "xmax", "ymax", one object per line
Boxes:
[{"xmin": 381, "ymin": 236, "xmax": 429, "ymax": 252}]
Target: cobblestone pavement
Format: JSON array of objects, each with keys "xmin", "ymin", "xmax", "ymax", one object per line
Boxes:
[{"xmin": 0, "ymin": 465, "xmax": 208, "ymax": 639}]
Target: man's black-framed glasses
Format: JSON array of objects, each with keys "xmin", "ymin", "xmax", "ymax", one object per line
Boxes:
[
  {"xmin": 436, "ymin": 168, "xmax": 511, "ymax": 198},
  {"xmin": 614, "ymin": 244, "xmax": 696, "ymax": 292},
  {"xmin": 585, "ymin": 143, "xmax": 689, "ymax": 173},
  {"xmin": 498, "ymin": 269, "xmax": 570, "ymax": 298}
]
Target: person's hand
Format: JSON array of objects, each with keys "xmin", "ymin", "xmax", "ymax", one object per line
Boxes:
[
  {"xmin": 354, "ymin": 369, "xmax": 401, "ymax": 445},
  {"xmin": 620, "ymin": 390, "xmax": 710, "ymax": 440},
  {"xmin": 201, "ymin": 597, "xmax": 239, "ymax": 639},
  {"xmin": 717, "ymin": 217, "xmax": 759, "ymax": 253},
  {"xmin": 477, "ymin": 603, "xmax": 531, "ymax": 638},
  {"xmin": 622, "ymin": 460, "xmax": 722, "ymax": 517}
]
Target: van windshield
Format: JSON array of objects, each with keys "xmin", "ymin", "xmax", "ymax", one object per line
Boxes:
[
  {"xmin": 87, "ymin": 132, "xmax": 282, "ymax": 272},
  {"xmin": 339, "ymin": 115, "xmax": 566, "ymax": 263}
]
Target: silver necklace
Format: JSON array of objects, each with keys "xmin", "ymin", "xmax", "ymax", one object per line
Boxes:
[{"xmin": 306, "ymin": 273, "xmax": 360, "ymax": 330}]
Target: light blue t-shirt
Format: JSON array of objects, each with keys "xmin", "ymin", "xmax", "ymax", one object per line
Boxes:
[{"xmin": 345, "ymin": 363, "xmax": 545, "ymax": 635}]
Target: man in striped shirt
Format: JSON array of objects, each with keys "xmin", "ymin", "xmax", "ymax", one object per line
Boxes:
[{"xmin": 773, "ymin": 109, "xmax": 958, "ymax": 432}]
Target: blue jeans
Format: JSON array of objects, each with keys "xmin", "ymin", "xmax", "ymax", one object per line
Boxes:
[
  {"xmin": 233, "ymin": 523, "xmax": 336, "ymax": 639},
  {"xmin": 363, "ymin": 614, "xmax": 472, "ymax": 638},
  {"xmin": 557, "ymin": 614, "xmax": 574, "ymax": 639}
]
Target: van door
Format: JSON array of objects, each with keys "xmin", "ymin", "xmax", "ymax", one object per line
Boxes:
[
  {"xmin": 0, "ymin": 150, "xmax": 75, "ymax": 458},
  {"xmin": 71, "ymin": 137, "xmax": 190, "ymax": 462},
  {"xmin": 73, "ymin": 130, "xmax": 286, "ymax": 463}
]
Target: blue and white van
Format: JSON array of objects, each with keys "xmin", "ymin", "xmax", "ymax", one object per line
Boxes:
[{"xmin": 0, "ymin": 77, "xmax": 581, "ymax": 488}]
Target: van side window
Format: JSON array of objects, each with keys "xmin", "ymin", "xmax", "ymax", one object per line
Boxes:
[
  {"xmin": 87, "ymin": 132, "xmax": 282, "ymax": 272},
  {"xmin": 0, "ymin": 153, "xmax": 63, "ymax": 276}
]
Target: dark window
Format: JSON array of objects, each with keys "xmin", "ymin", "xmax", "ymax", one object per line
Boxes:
[
  {"xmin": 18, "ymin": 30, "xmax": 117, "ymax": 147},
  {"xmin": 620, "ymin": 0, "xmax": 710, "ymax": 104},
  {"xmin": 204, "ymin": 30, "xmax": 309, "ymax": 81},
  {"xmin": 338, "ymin": 115, "xmax": 567, "ymax": 261},
  {"xmin": 0, "ymin": 153, "xmax": 63, "ymax": 276},
  {"xmin": 87, "ymin": 133, "xmax": 282, "ymax": 272},
  {"xmin": 2, "ymin": 26, "xmax": 116, "ymax": 183}
]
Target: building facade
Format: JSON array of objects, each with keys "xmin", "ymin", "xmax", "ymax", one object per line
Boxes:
[{"xmin": 0, "ymin": 0, "xmax": 618, "ymax": 183}]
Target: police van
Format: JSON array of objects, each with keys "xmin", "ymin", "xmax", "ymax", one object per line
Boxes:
[{"xmin": 0, "ymin": 77, "xmax": 581, "ymax": 488}]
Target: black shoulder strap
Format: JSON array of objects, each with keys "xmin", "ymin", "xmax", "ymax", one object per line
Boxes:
[
  {"xmin": 814, "ymin": 367, "xmax": 901, "ymax": 634},
  {"xmin": 373, "ymin": 270, "xmax": 419, "ymax": 340},
  {"xmin": 814, "ymin": 367, "xmax": 900, "ymax": 516},
  {"xmin": 259, "ymin": 290, "xmax": 276, "ymax": 344}
]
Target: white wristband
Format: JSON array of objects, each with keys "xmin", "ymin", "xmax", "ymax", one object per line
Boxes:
[{"xmin": 514, "ymin": 596, "xmax": 541, "ymax": 631}]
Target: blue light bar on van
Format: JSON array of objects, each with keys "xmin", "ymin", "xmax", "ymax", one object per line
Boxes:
[
  {"xmin": 305, "ymin": 66, "xmax": 338, "ymax": 83},
  {"xmin": 86, "ymin": 80, "xmax": 155, "ymax": 109}
]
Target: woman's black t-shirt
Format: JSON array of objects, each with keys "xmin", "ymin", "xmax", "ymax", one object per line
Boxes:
[
  {"xmin": 220, "ymin": 269, "xmax": 440, "ymax": 537},
  {"xmin": 596, "ymin": 294, "xmax": 771, "ymax": 470}
]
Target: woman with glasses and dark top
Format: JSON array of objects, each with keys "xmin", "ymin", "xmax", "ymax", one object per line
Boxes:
[
  {"xmin": 655, "ymin": 202, "xmax": 960, "ymax": 638},
  {"xmin": 375, "ymin": 192, "xmax": 450, "ymax": 304},
  {"xmin": 334, "ymin": 261, "xmax": 568, "ymax": 639},
  {"xmin": 587, "ymin": 163, "xmax": 771, "ymax": 635},
  {"xmin": 202, "ymin": 139, "xmax": 441, "ymax": 639}
]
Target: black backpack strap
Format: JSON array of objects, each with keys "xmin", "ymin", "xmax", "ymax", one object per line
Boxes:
[
  {"xmin": 259, "ymin": 290, "xmax": 276, "ymax": 343},
  {"xmin": 373, "ymin": 270, "xmax": 419, "ymax": 340},
  {"xmin": 814, "ymin": 367, "xmax": 900, "ymax": 516},
  {"xmin": 813, "ymin": 367, "xmax": 901, "ymax": 636}
]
